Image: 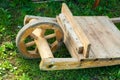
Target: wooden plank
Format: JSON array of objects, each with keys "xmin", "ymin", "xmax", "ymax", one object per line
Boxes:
[
  {"xmin": 80, "ymin": 58, "xmax": 120, "ymax": 68},
  {"xmin": 102, "ymin": 16, "xmax": 120, "ymax": 39},
  {"xmin": 110, "ymin": 17, "xmax": 120, "ymax": 23},
  {"xmin": 61, "ymin": 3, "xmax": 91, "ymax": 58},
  {"xmin": 40, "ymin": 57, "xmax": 120, "ymax": 70},
  {"xmin": 75, "ymin": 16, "xmax": 120, "ymax": 58},
  {"xmin": 40, "ymin": 58, "xmax": 79, "ymax": 70},
  {"xmin": 32, "ymin": 28, "xmax": 54, "ymax": 59},
  {"xmin": 57, "ymin": 16, "xmax": 79, "ymax": 58},
  {"xmin": 75, "ymin": 16, "xmax": 107, "ymax": 58},
  {"xmin": 96, "ymin": 17, "xmax": 120, "ymax": 57},
  {"xmin": 58, "ymin": 14, "xmax": 83, "ymax": 54}
]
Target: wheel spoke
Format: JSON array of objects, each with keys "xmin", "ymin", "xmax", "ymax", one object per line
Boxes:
[
  {"xmin": 50, "ymin": 40, "xmax": 58, "ymax": 52},
  {"xmin": 25, "ymin": 41, "xmax": 35, "ymax": 47},
  {"xmin": 45, "ymin": 33, "xmax": 56, "ymax": 39},
  {"xmin": 34, "ymin": 47, "xmax": 38, "ymax": 53},
  {"xmin": 28, "ymin": 51, "xmax": 36, "ymax": 54},
  {"xmin": 30, "ymin": 34, "xmax": 35, "ymax": 39}
]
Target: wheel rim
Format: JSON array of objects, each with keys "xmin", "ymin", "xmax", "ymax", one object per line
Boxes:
[{"xmin": 16, "ymin": 21, "xmax": 63, "ymax": 59}]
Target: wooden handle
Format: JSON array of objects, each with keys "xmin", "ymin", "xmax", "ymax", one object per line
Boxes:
[{"xmin": 110, "ymin": 17, "xmax": 120, "ymax": 23}]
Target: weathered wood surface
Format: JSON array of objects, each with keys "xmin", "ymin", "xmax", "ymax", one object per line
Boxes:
[
  {"xmin": 40, "ymin": 58, "xmax": 120, "ymax": 70},
  {"xmin": 57, "ymin": 14, "xmax": 83, "ymax": 58},
  {"xmin": 57, "ymin": 16, "xmax": 79, "ymax": 58},
  {"xmin": 80, "ymin": 58, "xmax": 120, "ymax": 69},
  {"xmin": 40, "ymin": 58, "xmax": 79, "ymax": 70},
  {"xmin": 75, "ymin": 16, "xmax": 120, "ymax": 59},
  {"xmin": 61, "ymin": 3, "xmax": 91, "ymax": 58},
  {"xmin": 58, "ymin": 14, "xmax": 83, "ymax": 53}
]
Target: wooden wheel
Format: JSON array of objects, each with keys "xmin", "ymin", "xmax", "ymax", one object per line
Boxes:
[{"xmin": 16, "ymin": 19, "xmax": 63, "ymax": 59}]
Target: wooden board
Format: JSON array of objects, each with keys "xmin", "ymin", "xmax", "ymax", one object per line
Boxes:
[
  {"xmin": 58, "ymin": 14, "xmax": 83, "ymax": 53},
  {"xmin": 61, "ymin": 3, "xmax": 91, "ymax": 58},
  {"xmin": 40, "ymin": 58, "xmax": 120, "ymax": 70},
  {"xmin": 57, "ymin": 16, "xmax": 79, "ymax": 58},
  {"xmin": 75, "ymin": 16, "xmax": 120, "ymax": 59},
  {"xmin": 40, "ymin": 58, "xmax": 79, "ymax": 70},
  {"xmin": 57, "ymin": 14, "xmax": 83, "ymax": 58}
]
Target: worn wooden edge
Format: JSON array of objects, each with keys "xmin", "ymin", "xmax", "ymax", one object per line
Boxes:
[
  {"xmin": 40, "ymin": 58, "xmax": 80, "ymax": 70},
  {"xmin": 39, "ymin": 57, "xmax": 120, "ymax": 70},
  {"xmin": 56, "ymin": 16, "xmax": 80, "ymax": 58},
  {"xmin": 61, "ymin": 3, "xmax": 91, "ymax": 58},
  {"xmin": 58, "ymin": 14, "xmax": 83, "ymax": 53},
  {"xmin": 79, "ymin": 58, "xmax": 120, "ymax": 68},
  {"xmin": 110, "ymin": 17, "xmax": 120, "ymax": 23}
]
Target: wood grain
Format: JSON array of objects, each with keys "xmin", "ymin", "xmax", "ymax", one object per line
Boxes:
[
  {"xmin": 40, "ymin": 58, "xmax": 79, "ymax": 70},
  {"xmin": 33, "ymin": 28, "xmax": 54, "ymax": 59},
  {"xmin": 40, "ymin": 58, "xmax": 120, "ymax": 70},
  {"xmin": 57, "ymin": 14, "xmax": 83, "ymax": 56},
  {"xmin": 57, "ymin": 16, "xmax": 79, "ymax": 58},
  {"xmin": 61, "ymin": 3, "xmax": 91, "ymax": 58},
  {"xmin": 75, "ymin": 16, "xmax": 120, "ymax": 58}
]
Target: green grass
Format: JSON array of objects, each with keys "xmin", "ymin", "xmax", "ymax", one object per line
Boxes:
[{"xmin": 0, "ymin": 0, "xmax": 120, "ymax": 80}]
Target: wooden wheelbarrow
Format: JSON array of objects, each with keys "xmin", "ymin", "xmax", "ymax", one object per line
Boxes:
[{"xmin": 16, "ymin": 3, "xmax": 120, "ymax": 70}]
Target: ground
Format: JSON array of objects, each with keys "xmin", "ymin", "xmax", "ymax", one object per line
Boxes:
[{"xmin": 0, "ymin": 0, "xmax": 120, "ymax": 80}]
